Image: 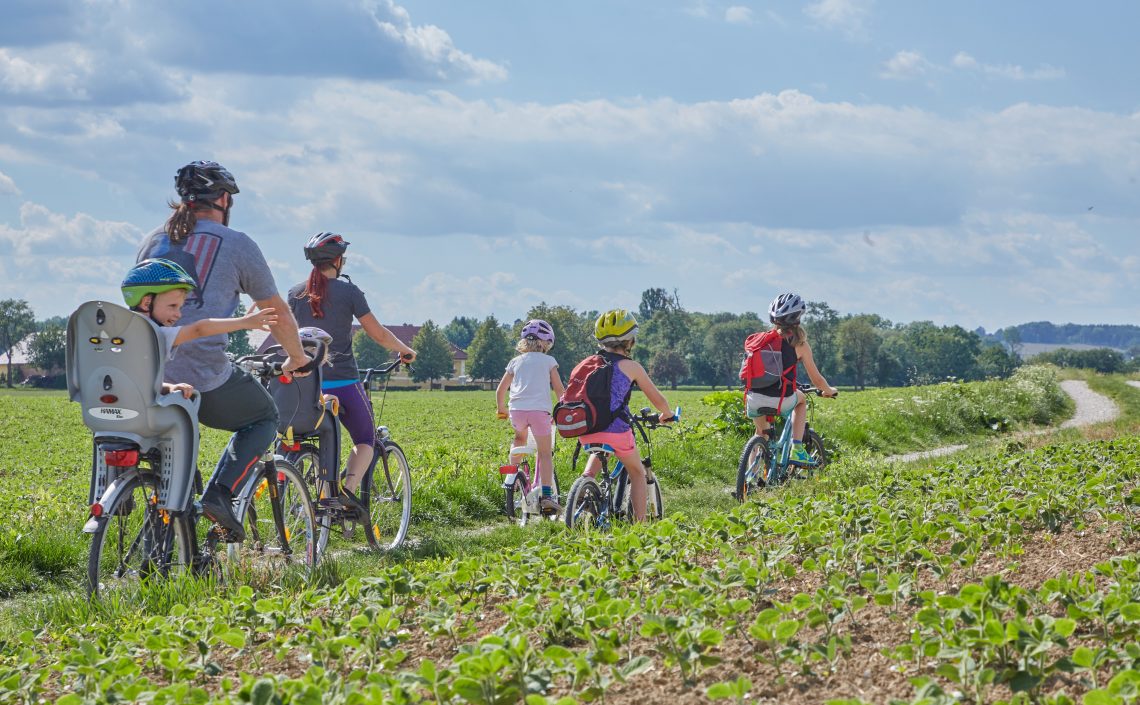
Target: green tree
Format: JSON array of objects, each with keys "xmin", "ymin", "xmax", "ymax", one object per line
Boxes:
[
  {"xmin": 353, "ymin": 328, "xmax": 389, "ymax": 370},
  {"xmin": 900, "ymin": 322, "xmax": 982, "ymax": 382},
  {"xmin": 519, "ymin": 303, "xmax": 594, "ymax": 374},
  {"xmin": 225, "ymin": 302, "xmax": 255, "ymax": 357},
  {"xmin": 442, "ymin": 316, "xmax": 479, "ymax": 350},
  {"xmin": 467, "ymin": 316, "xmax": 514, "ymax": 381},
  {"xmin": 638, "ymin": 287, "xmax": 680, "ymax": 320},
  {"xmin": 703, "ymin": 317, "xmax": 763, "ymax": 387},
  {"xmin": 803, "ymin": 301, "xmax": 841, "ymax": 380},
  {"xmin": 977, "ymin": 343, "xmax": 1021, "ymax": 379},
  {"xmin": 0, "ymin": 299, "xmax": 37, "ymax": 388},
  {"xmin": 837, "ymin": 316, "xmax": 882, "ymax": 390},
  {"xmin": 649, "ymin": 349, "xmax": 688, "ymax": 390},
  {"xmin": 410, "ymin": 320, "xmax": 453, "ymax": 384},
  {"xmin": 28, "ymin": 324, "xmax": 66, "ymax": 376},
  {"xmin": 1001, "ymin": 327, "xmax": 1024, "ymax": 359}
]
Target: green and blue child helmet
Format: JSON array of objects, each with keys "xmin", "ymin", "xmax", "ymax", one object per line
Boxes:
[
  {"xmin": 594, "ymin": 309, "xmax": 638, "ymax": 344},
  {"xmin": 121, "ymin": 258, "xmax": 196, "ymax": 309}
]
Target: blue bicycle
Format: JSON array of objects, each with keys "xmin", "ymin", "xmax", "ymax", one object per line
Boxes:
[
  {"xmin": 736, "ymin": 384, "xmax": 831, "ymax": 501},
  {"xmin": 563, "ymin": 407, "xmax": 680, "ymax": 530}
]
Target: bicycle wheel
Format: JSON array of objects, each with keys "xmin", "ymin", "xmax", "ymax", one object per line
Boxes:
[
  {"xmin": 803, "ymin": 429, "xmax": 829, "ymax": 471},
  {"xmin": 645, "ymin": 472, "xmax": 664, "ymax": 521},
  {"xmin": 619, "ymin": 470, "xmax": 663, "ymax": 521},
  {"xmin": 564, "ymin": 475, "xmax": 605, "ymax": 530},
  {"xmin": 286, "ymin": 445, "xmax": 333, "ymax": 554},
  {"xmin": 503, "ymin": 460, "xmax": 529, "ymax": 522},
  {"xmin": 518, "ymin": 464, "xmax": 563, "ymax": 527},
  {"xmin": 366, "ymin": 442, "xmax": 412, "ymax": 551},
  {"xmin": 735, "ymin": 435, "xmax": 771, "ymax": 502},
  {"xmin": 87, "ymin": 473, "xmax": 192, "ymax": 597},
  {"xmin": 237, "ymin": 459, "xmax": 318, "ymax": 570}
]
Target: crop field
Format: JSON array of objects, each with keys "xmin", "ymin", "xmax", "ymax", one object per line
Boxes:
[{"xmin": 1, "ymin": 367, "xmax": 1139, "ymax": 704}]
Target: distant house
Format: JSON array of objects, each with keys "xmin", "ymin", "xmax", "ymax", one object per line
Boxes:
[
  {"xmin": 2, "ymin": 334, "xmax": 48, "ymax": 384},
  {"xmin": 255, "ymin": 323, "xmax": 468, "ymax": 385}
]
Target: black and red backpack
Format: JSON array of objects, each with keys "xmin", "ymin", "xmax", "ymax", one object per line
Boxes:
[
  {"xmin": 554, "ymin": 351, "xmax": 630, "ymax": 438},
  {"xmin": 739, "ymin": 329, "xmax": 797, "ymax": 402}
]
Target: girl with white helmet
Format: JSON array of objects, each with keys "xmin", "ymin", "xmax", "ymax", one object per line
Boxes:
[
  {"xmin": 288, "ymin": 233, "xmax": 416, "ymax": 509},
  {"xmin": 746, "ymin": 293, "xmax": 838, "ymax": 466},
  {"xmin": 496, "ymin": 319, "xmax": 566, "ymax": 514}
]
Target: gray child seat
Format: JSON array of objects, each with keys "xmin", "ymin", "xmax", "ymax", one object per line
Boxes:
[{"xmin": 66, "ymin": 301, "xmax": 201, "ymax": 512}]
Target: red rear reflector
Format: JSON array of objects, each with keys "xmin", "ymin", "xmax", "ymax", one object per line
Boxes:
[
  {"xmin": 89, "ymin": 503, "xmax": 104, "ymax": 518},
  {"xmin": 100, "ymin": 394, "xmax": 119, "ymax": 403},
  {"xmin": 277, "ymin": 471, "xmax": 286, "ymax": 483},
  {"xmin": 282, "ymin": 442, "xmax": 301, "ymax": 452},
  {"xmin": 499, "ymin": 465, "xmax": 518, "ymax": 474},
  {"xmin": 278, "ymin": 375, "xmax": 292, "ymax": 384},
  {"xmin": 104, "ymin": 449, "xmax": 139, "ymax": 467},
  {"xmin": 765, "ymin": 416, "xmax": 775, "ymax": 422}
]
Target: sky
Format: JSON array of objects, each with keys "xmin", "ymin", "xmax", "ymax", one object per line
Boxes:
[{"xmin": 1, "ymin": 0, "xmax": 1137, "ymax": 333}]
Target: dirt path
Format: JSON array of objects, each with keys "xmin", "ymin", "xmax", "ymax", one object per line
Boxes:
[
  {"xmin": 887, "ymin": 380, "xmax": 1118, "ymax": 463},
  {"xmin": 1128, "ymin": 380, "xmax": 1140, "ymax": 391}
]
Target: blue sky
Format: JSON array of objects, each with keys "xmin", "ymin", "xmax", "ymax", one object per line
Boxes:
[{"xmin": 1, "ymin": 0, "xmax": 1137, "ymax": 332}]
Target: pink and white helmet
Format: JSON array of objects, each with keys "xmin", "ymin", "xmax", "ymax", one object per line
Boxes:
[
  {"xmin": 298, "ymin": 326, "xmax": 333, "ymax": 346},
  {"xmin": 520, "ymin": 319, "xmax": 555, "ymax": 343}
]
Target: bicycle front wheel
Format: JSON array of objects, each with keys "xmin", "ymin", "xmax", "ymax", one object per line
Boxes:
[
  {"xmin": 367, "ymin": 442, "xmax": 412, "ymax": 551},
  {"xmin": 88, "ymin": 473, "xmax": 192, "ymax": 597},
  {"xmin": 735, "ymin": 435, "xmax": 771, "ymax": 502},
  {"xmin": 564, "ymin": 475, "xmax": 605, "ymax": 530},
  {"xmin": 238, "ymin": 459, "xmax": 318, "ymax": 570},
  {"xmin": 803, "ymin": 429, "xmax": 829, "ymax": 472}
]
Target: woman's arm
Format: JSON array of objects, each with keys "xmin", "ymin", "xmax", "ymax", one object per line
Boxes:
[
  {"xmin": 496, "ymin": 372, "xmax": 513, "ymax": 416},
  {"xmin": 173, "ymin": 307, "xmax": 277, "ymax": 347},
  {"xmin": 619, "ymin": 360, "xmax": 673, "ymax": 419},
  {"xmin": 549, "ymin": 366, "xmax": 566, "ymax": 399},
  {"xmin": 359, "ymin": 313, "xmax": 416, "ymax": 360},
  {"xmin": 796, "ymin": 342, "xmax": 838, "ymax": 396}
]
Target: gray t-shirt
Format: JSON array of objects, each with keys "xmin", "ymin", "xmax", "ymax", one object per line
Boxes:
[
  {"xmin": 505, "ymin": 352, "xmax": 559, "ymax": 412},
  {"xmin": 288, "ymin": 277, "xmax": 371, "ymax": 382},
  {"xmin": 137, "ymin": 220, "xmax": 278, "ymax": 392}
]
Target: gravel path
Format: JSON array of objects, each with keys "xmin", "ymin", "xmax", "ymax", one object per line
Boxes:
[
  {"xmin": 888, "ymin": 380, "xmax": 1118, "ymax": 463},
  {"xmin": 1127, "ymin": 380, "xmax": 1140, "ymax": 391}
]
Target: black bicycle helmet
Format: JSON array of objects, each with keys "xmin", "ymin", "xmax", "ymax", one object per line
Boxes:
[
  {"xmin": 175, "ymin": 160, "xmax": 239, "ymax": 203},
  {"xmin": 768, "ymin": 292, "xmax": 806, "ymax": 326},
  {"xmin": 304, "ymin": 232, "xmax": 350, "ymax": 264}
]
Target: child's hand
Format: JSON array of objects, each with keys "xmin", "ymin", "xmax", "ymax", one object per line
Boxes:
[
  {"xmin": 162, "ymin": 382, "xmax": 195, "ymax": 398},
  {"xmin": 497, "ymin": 408, "xmax": 509, "ymax": 420},
  {"xmin": 242, "ymin": 306, "xmax": 278, "ymax": 331}
]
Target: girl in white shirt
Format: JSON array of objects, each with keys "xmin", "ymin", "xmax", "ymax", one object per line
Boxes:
[{"xmin": 496, "ymin": 320, "xmax": 566, "ymax": 514}]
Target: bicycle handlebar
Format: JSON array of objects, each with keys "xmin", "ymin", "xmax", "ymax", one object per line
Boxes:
[
  {"xmin": 634, "ymin": 406, "xmax": 682, "ymax": 429},
  {"xmin": 797, "ymin": 383, "xmax": 839, "ymax": 397},
  {"xmin": 360, "ymin": 357, "xmax": 411, "ymax": 387}
]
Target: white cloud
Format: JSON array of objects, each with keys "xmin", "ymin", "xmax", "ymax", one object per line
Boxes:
[
  {"xmin": 952, "ymin": 52, "xmax": 1065, "ymax": 81},
  {"xmin": 0, "ymin": 170, "xmax": 18, "ymax": 195},
  {"xmin": 880, "ymin": 50, "xmax": 934, "ymax": 80},
  {"xmin": 804, "ymin": 0, "xmax": 871, "ymax": 38},
  {"xmin": 725, "ymin": 6, "xmax": 754, "ymax": 25}
]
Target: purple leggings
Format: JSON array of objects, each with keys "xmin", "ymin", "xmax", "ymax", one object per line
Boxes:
[{"xmin": 324, "ymin": 382, "xmax": 377, "ymax": 446}]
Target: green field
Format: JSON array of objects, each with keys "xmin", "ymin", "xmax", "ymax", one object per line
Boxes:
[{"xmin": 2, "ymin": 368, "xmax": 1139, "ymax": 703}]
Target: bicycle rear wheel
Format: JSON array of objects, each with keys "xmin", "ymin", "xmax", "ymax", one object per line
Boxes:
[
  {"xmin": 735, "ymin": 435, "xmax": 771, "ymax": 502},
  {"xmin": 564, "ymin": 475, "xmax": 605, "ymax": 530},
  {"xmin": 503, "ymin": 460, "xmax": 529, "ymax": 522},
  {"xmin": 518, "ymin": 465, "xmax": 562, "ymax": 527},
  {"xmin": 366, "ymin": 442, "xmax": 412, "ymax": 551},
  {"xmin": 237, "ymin": 459, "xmax": 317, "ymax": 570},
  {"xmin": 87, "ymin": 473, "xmax": 192, "ymax": 597}
]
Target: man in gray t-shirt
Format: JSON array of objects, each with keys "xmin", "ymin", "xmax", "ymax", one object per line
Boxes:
[{"xmin": 136, "ymin": 160, "xmax": 308, "ymax": 541}]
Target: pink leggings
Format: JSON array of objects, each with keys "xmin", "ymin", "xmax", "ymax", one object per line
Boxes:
[{"xmin": 509, "ymin": 409, "xmax": 553, "ymax": 481}]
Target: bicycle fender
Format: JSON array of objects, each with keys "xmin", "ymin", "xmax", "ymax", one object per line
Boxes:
[{"xmin": 83, "ymin": 469, "xmax": 141, "ymax": 533}]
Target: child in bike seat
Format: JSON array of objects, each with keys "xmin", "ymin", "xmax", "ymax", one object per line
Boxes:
[
  {"xmin": 121, "ymin": 258, "xmax": 277, "ymax": 399},
  {"xmin": 576, "ymin": 309, "xmax": 675, "ymax": 521},
  {"xmin": 744, "ymin": 292, "xmax": 838, "ymax": 466},
  {"xmin": 265, "ymin": 327, "xmax": 344, "ymax": 500},
  {"xmin": 496, "ymin": 319, "xmax": 566, "ymax": 514}
]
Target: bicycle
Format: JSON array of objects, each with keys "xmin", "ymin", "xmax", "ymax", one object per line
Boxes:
[
  {"xmin": 563, "ymin": 407, "xmax": 680, "ymax": 530},
  {"xmin": 70, "ymin": 300, "xmax": 319, "ymax": 597},
  {"xmin": 735, "ymin": 383, "xmax": 832, "ymax": 502},
  {"xmin": 276, "ymin": 357, "xmax": 414, "ymax": 555},
  {"xmin": 499, "ymin": 427, "xmax": 562, "ymax": 525}
]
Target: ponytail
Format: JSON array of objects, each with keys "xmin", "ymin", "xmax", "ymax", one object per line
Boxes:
[
  {"xmin": 305, "ymin": 267, "xmax": 329, "ymax": 318},
  {"xmin": 779, "ymin": 324, "xmax": 806, "ymax": 347},
  {"xmin": 165, "ymin": 200, "xmax": 197, "ymax": 245}
]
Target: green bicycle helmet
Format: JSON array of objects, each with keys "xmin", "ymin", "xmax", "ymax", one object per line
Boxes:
[{"xmin": 121, "ymin": 259, "xmax": 197, "ymax": 309}]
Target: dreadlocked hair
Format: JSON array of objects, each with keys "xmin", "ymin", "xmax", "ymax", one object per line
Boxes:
[
  {"xmin": 165, "ymin": 200, "xmax": 199, "ymax": 245},
  {"xmin": 305, "ymin": 266, "xmax": 329, "ymax": 318}
]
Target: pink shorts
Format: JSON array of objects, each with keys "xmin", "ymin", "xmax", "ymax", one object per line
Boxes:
[
  {"xmin": 577, "ymin": 430, "xmax": 637, "ymax": 455},
  {"xmin": 509, "ymin": 409, "xmax": 553, "ymax": 437}
]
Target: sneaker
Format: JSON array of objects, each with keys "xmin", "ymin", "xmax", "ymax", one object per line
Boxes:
[
  {"xmin": 538, "ymin": 495, "xmax": 561, "ymax": 515},
  {"xmin": 200, "ymin": 487, "xmax": 245, "ymax": 542},
  {"xmin": 789, "ymin": 443, "xmax": 818, "ymax": 467}
]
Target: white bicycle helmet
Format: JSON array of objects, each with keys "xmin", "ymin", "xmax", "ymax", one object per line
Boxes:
[{"xmin": 768, "ymin": 293, "xmax": 805, "ymax": 326}]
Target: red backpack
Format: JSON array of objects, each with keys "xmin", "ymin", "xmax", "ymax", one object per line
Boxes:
[
  {"xmin": 739, "ymin": 329, "xmax": 795, "ymax": 397},
  {"xmin": 554, "ymin": 351, "xmax": 629, "ymax": 438}
]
